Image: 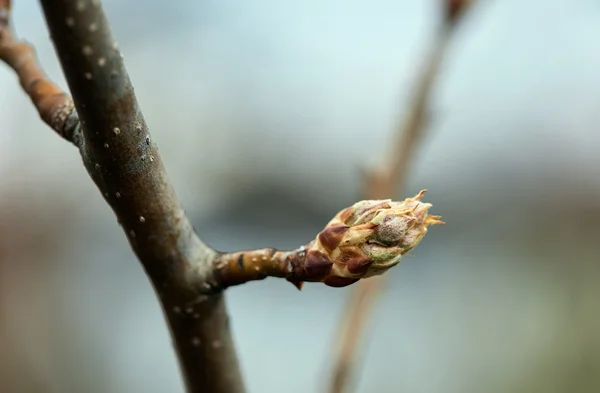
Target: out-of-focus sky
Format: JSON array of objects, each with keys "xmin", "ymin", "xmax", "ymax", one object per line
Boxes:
[{"xmin": 1, "ymin": 0, "xmax": 599, "ymax": 392}]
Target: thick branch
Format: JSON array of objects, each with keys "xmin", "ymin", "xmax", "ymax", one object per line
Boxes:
[
  {"xmin": 1, "ymin": 1, "xmax": 244, "ymax": 392},
  {"xmin": 37, "ymin": 0, "xmax": 216, "ymax": 300}
]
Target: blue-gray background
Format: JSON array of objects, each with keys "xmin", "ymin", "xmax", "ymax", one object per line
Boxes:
[{"xmin": 1, "ymin": 0, "xmax": 599, "ymax": 392}]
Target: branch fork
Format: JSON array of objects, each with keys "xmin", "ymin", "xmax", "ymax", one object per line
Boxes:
[{"xmin": 1, "ymin": 1, "xmax": 443, "ymax": 392}]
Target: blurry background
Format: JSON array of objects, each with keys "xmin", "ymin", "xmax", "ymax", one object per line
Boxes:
[{"xmin": 1, "ymin": 0, "xmax": 600, "ymax": 392}]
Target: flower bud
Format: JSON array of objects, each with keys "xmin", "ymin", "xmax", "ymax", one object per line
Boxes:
[{"xmin": 302, "ymin": 190, "xmax": 443, "ymax": 287}]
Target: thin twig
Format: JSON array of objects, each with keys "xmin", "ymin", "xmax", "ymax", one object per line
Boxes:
[
  {"xmin": 0, "ymin": 0, "xmax": 79, "ymax": 142},
  {"xmin": 362, "ymin": 26, "xmax": 450, "ymax": 200},
  {"xmin": 327, "ymin": 276, "xmax": 384, "ymax": 393},
  {"xmin": 327, "ymin": 2, "xmax": 476, "ymax": 392}
]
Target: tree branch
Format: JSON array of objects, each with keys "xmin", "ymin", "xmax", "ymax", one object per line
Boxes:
[
  {"xmin": 0, "ymin": 0, "xmax": 79, "ymax": 143},
  {"xmin": 362, "ymin": 26, "xmax": 448, "ymax": 199},
  {"xmin": 1, "ymin": 1, "xmax": 443, "ymax": 392},
  {"xmin": 1, "ymin": 1, "xmax": 243, "ymax": 391},
  {"xmin": 327, "ymin": 2, "xmax": 476, "ymax": 392}
]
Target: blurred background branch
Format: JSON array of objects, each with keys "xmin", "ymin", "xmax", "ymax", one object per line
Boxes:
[{"xmin": 328, "ymin": 1, "xmax": 477, "ymax": 392}]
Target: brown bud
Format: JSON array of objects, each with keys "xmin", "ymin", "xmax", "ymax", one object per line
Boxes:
[{"xmin": 308, "ymin": 190, "xmax": 443, "ymax": 287}]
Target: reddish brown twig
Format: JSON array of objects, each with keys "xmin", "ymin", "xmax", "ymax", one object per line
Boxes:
[
  {"xmin": 327, "ymin": 2, "xmax": 476, "ymax": 392},
  {"xmin": 0, "ymin": 0, "xmax": 79, "ymax": 142}
]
